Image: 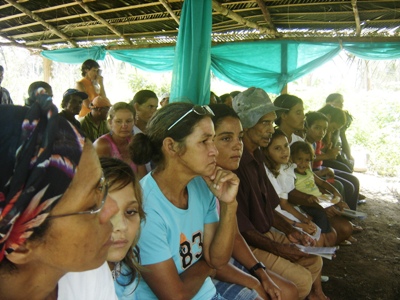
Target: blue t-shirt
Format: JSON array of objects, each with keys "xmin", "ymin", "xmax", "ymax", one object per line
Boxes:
[
  {"xmin": 114, "ymin": 263, "xmax": 137, "ymax": 300},
  {"xmin": 135, "ymin": 174, "xmax": 219, "ymax": 300}
]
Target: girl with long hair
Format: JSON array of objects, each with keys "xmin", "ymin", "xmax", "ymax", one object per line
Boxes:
[{"xmin": 102, "ymin": 157, "xmax": 145, "ymax": 299}]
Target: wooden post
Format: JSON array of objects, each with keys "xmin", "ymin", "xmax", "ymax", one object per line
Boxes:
[
  {"xmin": 43, "ymin": 57, "xmax": 52, "ymax": 84},
  {"xmin": 280, "ymin": 84, "xmax": 288, "ymax": 94}
]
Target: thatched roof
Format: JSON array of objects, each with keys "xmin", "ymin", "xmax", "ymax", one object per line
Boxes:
[{"xmin": 0, "ymin": 0, "xmax": 399, "ymax": 51}]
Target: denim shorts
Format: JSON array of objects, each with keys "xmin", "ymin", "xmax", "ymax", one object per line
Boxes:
[
  {"xmin": 212, "ymin": 258, "xmax": 259, "ymax": 300},
  {"xmin": 210, "ymin": 293, "xmax": 227, "ymax": 300}
]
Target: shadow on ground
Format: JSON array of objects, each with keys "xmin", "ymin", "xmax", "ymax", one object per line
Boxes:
[{"xmin": 322, "ymin": 172, "xmax": 400, "ymax": 300}]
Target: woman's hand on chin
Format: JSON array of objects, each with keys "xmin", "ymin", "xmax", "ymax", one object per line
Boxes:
[{"xmin": 203, "ymin": 167, "xmax": 239, "ymax": 204}]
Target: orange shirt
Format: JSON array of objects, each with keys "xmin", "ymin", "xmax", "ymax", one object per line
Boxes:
[{"xmin": 78, "ymin": 77, "xmax": 99, "ymax": 118}]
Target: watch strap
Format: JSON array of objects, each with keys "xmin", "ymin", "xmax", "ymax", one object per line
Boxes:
[{"xmin": 249, "ymin": 262, "xmax": 266, "ymax": 275}]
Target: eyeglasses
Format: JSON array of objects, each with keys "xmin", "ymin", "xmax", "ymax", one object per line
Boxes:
[
  {"xmin": 168, "ymin": 105, "xmax": 215, "ymax": 131},
  {"xmin": 48, "ymin": 172, "xmax": 109, "ymax": 219}
]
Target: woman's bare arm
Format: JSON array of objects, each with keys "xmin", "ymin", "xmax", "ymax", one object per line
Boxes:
[
  {"xmin": 142, "ymin": 258, "xmax": 215, "ymax": 300},
  {"xmin": 93, "ymin": 137, "xmax": 112, "ymax": 158}
]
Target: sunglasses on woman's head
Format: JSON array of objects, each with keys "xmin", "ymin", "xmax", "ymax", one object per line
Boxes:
[{"xmin": 168, "ymin": 105, "xmax": 215, "ymax": 131}]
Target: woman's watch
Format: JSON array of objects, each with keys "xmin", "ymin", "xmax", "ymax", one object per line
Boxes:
[{"xmin": 249, "ymin": 262, "xmax": 266, "ymax": 275}]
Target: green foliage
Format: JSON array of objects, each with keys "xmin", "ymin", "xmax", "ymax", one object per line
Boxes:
[
  {"xmin": 291, "ymin": 55, "xmax": 400, "ymax": 177},
  {"xmin": 128, "ymin": 69, "xmax": 171, "ymax": 98},
  {"xmin": 0, "ymin": 47, "xmax": 44, "ymax": 106}
]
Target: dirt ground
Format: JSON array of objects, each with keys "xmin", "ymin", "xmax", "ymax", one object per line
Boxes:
[{"xmin": 322, "ymin": 172, "xmax": 400, "ymax": 300}]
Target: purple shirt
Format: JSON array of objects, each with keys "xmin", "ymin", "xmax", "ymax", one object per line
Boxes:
[{"xmin": 234, "ymin": 147, "xmax": 280, "ymax": 234}]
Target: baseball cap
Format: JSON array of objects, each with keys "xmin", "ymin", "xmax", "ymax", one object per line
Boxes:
[
  {"xmin": 232, "ymin": 87, "xmax": 286, "ymax": 128},
  {"xmin": 63, "ymin": 89, "xmax": 88, "ymax": 101}
]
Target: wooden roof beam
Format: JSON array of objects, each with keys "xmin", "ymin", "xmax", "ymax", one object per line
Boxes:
[
  {"xmin": 351, "ymin": 0, "xmax": 361, "ymax": 37},
  {"xmin": 0, "ymin": 33, "xmax": 43, "ymax": 50},
  {"xmin": 255, "ymin": 0, "xmax": 276, "ymax": 31},
  {"xmin": 0, "ymin": 3, "xmax": 78, "ymax": 23},
  {"xmin": 4, "ymin": 0, "xmax": 78, "ymax": 47},
  {"xmin": 211, "ymin": 0, "xmax": 279, "ymax": 36},
  {"xmin": 75, "ymin": 0, "xmax": 132, "ymax": 45},
  {"xmin": 159, "ymin": 0, "xmax": 180, "ymax": 25}
]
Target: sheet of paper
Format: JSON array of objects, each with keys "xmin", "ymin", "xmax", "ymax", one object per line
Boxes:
[
  {"xmin": 318, "ymin": 200, "xmax": 336, "ymax": 208},
  {"xmin": 340, "ymin": 208, "xmax": 367, "ymax": 219},
  {"xmin": 317, "ymin": 194, "xmax": 341, "ymax": 208},
  {"xmin": 295, "ymin": 244, "xmax": 336, "ymax": 260}
]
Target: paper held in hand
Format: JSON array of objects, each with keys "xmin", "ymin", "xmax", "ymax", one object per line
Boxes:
[
  {"xmin": 339, "ymin": 208, "xmax": 368, "ymax": 219},
  {"xmin": 295, "ymin": 224, "xmax": 322, "ymax": 241},
  {"xmin": 317, "ymin": 194, "xmax": 341, "ymax": 209},
  {"xmin": 295, "ymin": 244, "xmax": 337, "ymax": 260}
]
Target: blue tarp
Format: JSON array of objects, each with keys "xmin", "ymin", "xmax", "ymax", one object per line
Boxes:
[
  {"xmin": 41, "ymin": 41, "xmax": 400, "ymax": 96},
  {"xmin": 41, "ymin": 46, "xmax": 106, "ymax": 63}
]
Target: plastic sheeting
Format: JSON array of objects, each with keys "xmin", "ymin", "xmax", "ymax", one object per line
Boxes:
[
  {"xmin": 41, "ymin": 46, "xmax": 106, "ymax": 63},
  {"xmin": 169, "ymin": 0, "xmax": 212, "ymax": 105},
  {"xmin": 210, "ymin": 41, "xmax": 341, "ymax": 94},
  {"xmin": 109, "ymin": 47, "xmax": 175, "ymax": 72},
  {"xmin": 41, "ymin": 41, "xmax": 400, "ymax": 97}
]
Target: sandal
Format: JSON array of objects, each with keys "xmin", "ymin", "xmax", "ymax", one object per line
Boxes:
[
  {"xmin": 350, "ymin": 222, "xmax": 363, "ymax": 233},
  {"xmin": 347, "ymin": 236, "xmax": 357, "ymax": 243},
  {"xmin": 340, "ymin": 240, "xmax": 352, "ymax": 246},
  {"xmin": 359, "ymin": 193, "xmax": 367, "ymax": 200},
  {"xmin": 321, "ymin": 275, "xmax": 329, "ymax": 282}
]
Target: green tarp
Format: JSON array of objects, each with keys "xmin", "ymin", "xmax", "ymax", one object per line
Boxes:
[{"xmin": 42, "ymin": 41, "xmax": 400, "ymax": 96}]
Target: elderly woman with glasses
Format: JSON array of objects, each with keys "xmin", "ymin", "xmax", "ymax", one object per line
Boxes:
[
  {"xmin": 94, "ymin": 102, "xmax": 147, "ymax": 180},
  {"xmin": 0, "ymin": 90, "xmax": 119, "ymax": 299},
  {"xmin": 129, "ymin": 102, "xmax": 239, "ymax": 300}
]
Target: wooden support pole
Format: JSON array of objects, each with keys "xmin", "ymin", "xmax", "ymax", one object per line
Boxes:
[
  {"xmin": 76, "ymin": 0, "xmax": 132, "ymax": 45},
  {"xmin": 43, "ymin": 57, "xmax": 52, "ymax": 84},
  {"xmin": 280, "ymin": 84, "xmax": 288, "ymax": 95},
  {"xmin": 255, "ymin": 0, "xmax": 276, "ymax": 31},
  {"xmin": 351, "ymin": 0, "xmax": 361, "ymax": 37},
  {"xmin": 159, "ymin": 0, "xmax": 180, "ymax": 25},
  {"xmin": 0, "ymin": 33, "xmax": 43, "ymax": 50},
  {"xmin": 211, "ymin": 0, "xmax": 279, "ymax": 36}
]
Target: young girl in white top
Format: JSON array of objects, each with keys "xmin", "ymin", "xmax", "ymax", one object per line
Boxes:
[{"xmin": 262, "ymin": 129, "xmax": 336, "ymax": 247}]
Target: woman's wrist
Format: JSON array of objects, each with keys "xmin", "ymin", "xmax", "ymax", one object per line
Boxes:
[
  {"xmin": 247, "ymin": 275, "xmax": 263, "ymax": 290},
  {"xmin": 219, "ymin": 199, "xmax": 238, "ymax": 209},
  {"xmin": 209, "ymin": 267, "xmax": 217, "ymax": 278},
  {"xmin": 253, "ymin": 267, "xmax": 269, "ymax": 282}
]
